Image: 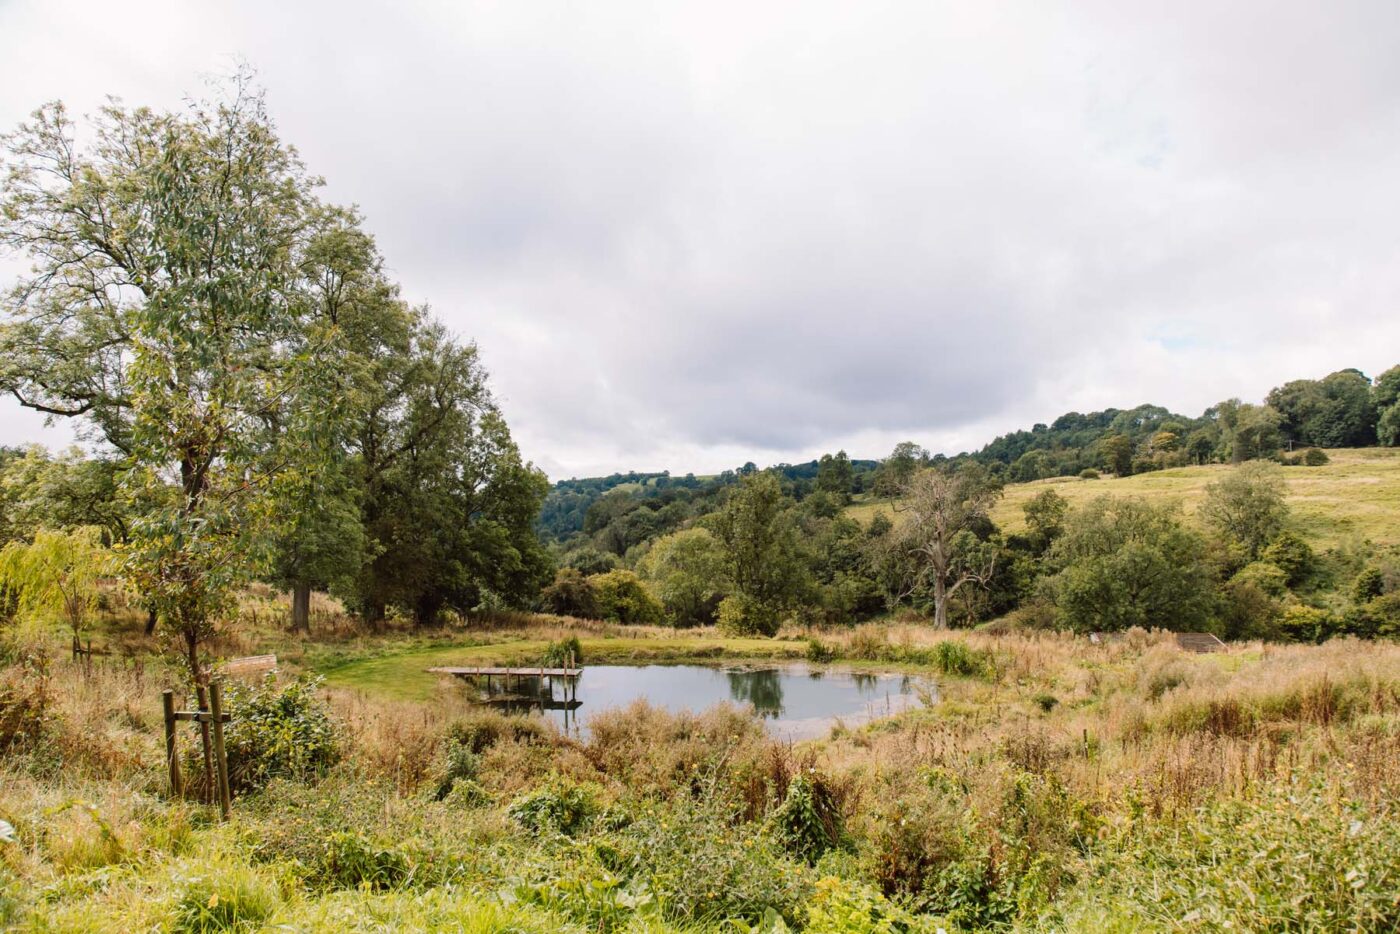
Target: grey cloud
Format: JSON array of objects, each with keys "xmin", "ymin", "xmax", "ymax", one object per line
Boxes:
[{"xmin": 2, "ymin": 1, "xmax": 1400, "ymax": 476}]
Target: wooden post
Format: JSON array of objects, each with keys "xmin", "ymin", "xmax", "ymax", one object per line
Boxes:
[
  {"xmin": 162, "ymin": 690, "xmax": 183, "ymax": 798},
  {"xmin": 209, "ymin": 682, "xmax": 233, "ymax": 821},
  {"xmin": 195, "ymin": 685, "xmax": 214, "ymax": 806}
]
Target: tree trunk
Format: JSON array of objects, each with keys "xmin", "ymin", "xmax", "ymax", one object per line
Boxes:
[
  {"xmin": 415, "ymin": 593, "xmax": 443, "ymax": 628},
  {"xmin": 363, "ymin": 600, "xmax": 386, "ymax": 632},
  {"xmin": 144, "ymin": 607, "xmax": 158, "ymax": 636},
  {"xmin": 291, "ymin": 583, "xmax": 312, "ymax": 634},
  {"xmin": 183, "ymin": 625, "xmax": 206, "ymax": 685},
  {"xmin": 933, "ymin": 576, "xmax": 949, "ymax": 629}
]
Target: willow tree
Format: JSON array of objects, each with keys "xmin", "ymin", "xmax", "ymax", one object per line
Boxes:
[
  {"xmin": 0, "ymin": 76, "xmax": 349, "ymax": 679},
  {"xmin": 0, "ymin": 527, "xmax": 111, "ymax": 656}
]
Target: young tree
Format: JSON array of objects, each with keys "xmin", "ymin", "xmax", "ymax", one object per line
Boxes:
[
  {"xmin": 0, "ymin": 527, "xmax": 111, "ymax": 656},
  {"xmin": 0, "ymin": 79, "xmax": 350, "ymax": 679},
  {"xmin": 636, "ymin": 527, "xmax": 727, "ymax": 627},
  {"xmin": 1021, "ymin": 488, "xmax": 1069, "ymax": 556},
  {"xmin": 1199, "ymin": 462, "xmax": 1288, "ymax": 559},
  {"xmin": 890, "ymin": 462, "xmax": 1004, "ymax": 628}
]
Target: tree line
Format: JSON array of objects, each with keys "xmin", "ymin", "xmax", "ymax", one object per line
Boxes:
[
  {"xmin": 539, "ymin": 455, "xmax": 1397, "ymax": 643},
  {"xmin": 976, "ymin": 366, "xmax": 1400, "ymax": 481}
]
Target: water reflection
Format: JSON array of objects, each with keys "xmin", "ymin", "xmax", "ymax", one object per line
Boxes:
[
  {"xmin": 725, "ymin": 668, "xmax": 785, "ymax": 717},
  {"xmin": 452, "ymin": 664, "xmax": 929, "ymax": 741}
]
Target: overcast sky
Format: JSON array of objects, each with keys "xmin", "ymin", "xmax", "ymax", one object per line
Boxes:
[{"xmin": 2, "ymin": 1, "xmax": 1399, "ymax": 479}]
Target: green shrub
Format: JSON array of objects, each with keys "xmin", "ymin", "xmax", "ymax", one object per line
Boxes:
[
  {"xmin": 933, "ymin": 640, "xmax": 992, "ymax": 678},
  {"xmin": 1219, "ymin": 571, "xmax": 1284, "ymax": 640},
  {"xmin": 592, "ymin": 570, "xmax": 665, "ymax": 625},
  {"xmin": 433, "ymin": 741, "xmax": 481, "ymax": 801},
  {"xmin": 1048, "ymin": 780, "xmax": 1400, "ymax": 931},
  {"xmin": 217, "ymin": 677, "xmax": 339, "ymax": 795},
  {"xmin": 1032, "ymin": 693, "xmax": 1059, "ymax": 713},
  {"xmin": 716, "ymin": 594, "xmax": 780, "ymax": 637},
  {"xmin": 1346, "ymin": 592, "xmax": 1400, "ymax": 639},
  {"xmin": 541, "ymin": 635, "xmax": 583, "ymax": 668},
  {"xmin": 1302, "ymin": 447, "xmax": 1330, "ymax": 466},
  {"xmin": 805, "ymin": 876, "xmax": 945, "ymax": 933},
  {"xmin": 525, "ymin": 794, "xmax": 813, "ymax": 926},
  {"xmin": 539, "ymin": 568, "xmax": 600, "ymax": 619},
  {"xmin": 1230, "ymin": 561, "xmax": 1288, "ymax": 598},
  {"xmin": 507, "ymin": 781, "xmax": 600, "ymax": 836},
  {"xmin": 1353, "ymin": 566, "xmax": 1386, "ymax": 603},
  {"xmin": 323, "ymin": 831, "xmax": 414, "ymax": 891},
  {"xmin": 1277, "ymin": 605, "xmax": 1342, "ymax": 643},
  {"xmin": 444, "ymin": 709, "xmax": 549, "ymax": 754},
  {"xmin": 1078, "ymin": 468, "xmax": 1100, "ymax": 480},
  {"xmin": 804, "ymin": 637, "xmax": 837, "ymax": 663},
  {"xmin": 1262, "ymin": 531, "xmax": 1316, "ymax": 588},
  {"xmin": 769, "ymin": 773, "xmax": 844, "ymax": 864}
]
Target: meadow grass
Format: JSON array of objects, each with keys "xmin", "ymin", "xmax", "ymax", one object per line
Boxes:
[
  {"xmin": 847, "ymin": 447, "xmax": 1400, "ymax": 549},
  {"xmin": 4, "ymin": 616, "xmax": 1399, "ymax": 931}
]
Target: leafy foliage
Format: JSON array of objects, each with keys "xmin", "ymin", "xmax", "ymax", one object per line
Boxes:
[
  {"xmin": 217, "ymin": 677, "xmax": 340, "ymax": 795},
  {"xmin": 0, "ymin": 527, "xmax": 110, "ymax": 651},
  {"xmin": 1044, "ymin": 496, "xmax": 1213, "ymax": 632},
  {"xmin": 592, "ymin": 570, "xmax": 664, "ymax": 625}
]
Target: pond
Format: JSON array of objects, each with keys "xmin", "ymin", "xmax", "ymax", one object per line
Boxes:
[{"xmin": 463, "ymin": 664, "xmax": 930, "ymax": 740}]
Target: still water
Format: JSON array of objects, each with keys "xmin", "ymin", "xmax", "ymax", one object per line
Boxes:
[{"xmin": 468, "ymin": 664, "xmax": 928, "ymax": 741}]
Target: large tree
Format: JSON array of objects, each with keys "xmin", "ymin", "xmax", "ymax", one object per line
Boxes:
[
  {"xmin": 707, "ymin": 472, "xmax": 806, "ymax": 634},
  {"xmin": 1266, "ymin": 369, "xmax": 1377, "ymax": 448},
  {"xmin": 0, "ymin": 79, "xmax": 354, "ymax": 677},
  {"xmin": 349, "ymin": 315, "xmax": 550, "ymax": 625},
  {"xmin": 815, "ymin": 450, "xmax": 854, "ymax": 500},
  {"xmin": 1211, "ymin": 399, "xmax": 1281, "ymax": 463},
  {"xmin": 1375, "ymin": 365, "xmax": 1400, "ymax": 447},
  {"xmin": 889, "ymin": 462, "xmax": 1004, "ymax": 628},
  {"xmin": 1044, "ymin": 496, "xmax": 1212, "ymax": 633}
]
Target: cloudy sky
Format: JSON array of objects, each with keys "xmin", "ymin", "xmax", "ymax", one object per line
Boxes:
[{"xmin": 2, "ymin": 2, "xmax": 1399, "ymax": 479}]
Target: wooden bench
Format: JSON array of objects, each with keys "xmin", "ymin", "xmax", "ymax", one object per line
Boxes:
[{"xmin": 222, "ymin": 654, "xmax": 278, "ymax": 678}]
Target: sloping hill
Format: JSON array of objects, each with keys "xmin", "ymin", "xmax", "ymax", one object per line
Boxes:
[{"xmin": 847, "ymin": 448, "xmax": 1400, "ymax": 550}]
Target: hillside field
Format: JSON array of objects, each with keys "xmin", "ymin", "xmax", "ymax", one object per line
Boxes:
[{"xmin": 847, "ymin": 447, "xmax": 1400, "ymax": 550}]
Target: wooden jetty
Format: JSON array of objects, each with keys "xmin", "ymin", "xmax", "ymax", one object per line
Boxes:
[
  {"xmin": 427, "ymin": 665, "xmax": 582, "ymax": 682},
  {"xmin": 428, "ymin": 663, "xmax": 584, "ymax": 731}
]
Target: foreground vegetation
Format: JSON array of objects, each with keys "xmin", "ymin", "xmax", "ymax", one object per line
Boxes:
[{"xmin": 3, "ymin": 616, "xmax": 1399, "ymax": 931}]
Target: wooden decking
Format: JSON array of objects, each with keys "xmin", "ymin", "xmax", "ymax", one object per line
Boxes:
[{"xmin": 427, "ymin": 666, "xmax": 582, "ymax": 678}]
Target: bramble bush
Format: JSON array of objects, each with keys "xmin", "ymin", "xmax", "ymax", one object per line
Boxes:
[{"xmin": 217, "ymin": 677, "xmax": 340, "ymax": 795}]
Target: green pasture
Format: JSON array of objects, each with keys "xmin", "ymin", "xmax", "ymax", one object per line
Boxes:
[{"xmin": 848, "ymin": 447, "xmax": 1400, "ymax": 550}]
